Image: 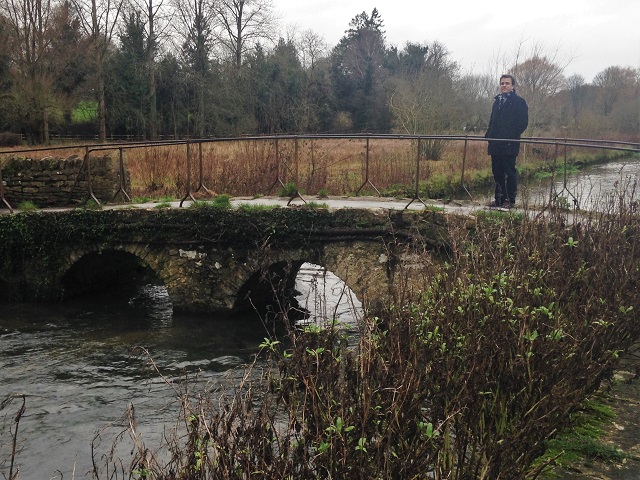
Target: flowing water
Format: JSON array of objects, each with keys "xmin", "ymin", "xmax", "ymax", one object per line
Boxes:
[
  {"xmin": 0, "ymin": 267, "xmax": 360, "ymax": 479},
  {"xmin": 1, "ymin": 155, "xmax": 638, "ymax": 479},
  {"xmin": 524, "ymin": 156, "xmax": 640, "ymax": 210}
]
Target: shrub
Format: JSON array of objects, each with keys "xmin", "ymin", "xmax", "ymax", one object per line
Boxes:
[
  {"xmin": 420, "ymin": 138, "xmax": 449, "ymax": 160},
  {"xmin": 189, "ymin": 194, "xmax": 232, "ymax": 210},
  {"xmin": 317, "ymin": 188, "xmax": 329, "ymax": 198},
  {"xmin": 278, "ymin": 181, "xmax": 299, "ymax": 197},
  {"xmin": 0, "ymin": 132, "xmax": 22, "ymax": 147},
  {"xmin": 90, "ymin": 194, "xmax": 640, "ymax": 479}
]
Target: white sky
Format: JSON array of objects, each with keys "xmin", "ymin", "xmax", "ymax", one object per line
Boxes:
[{"xmin": 276, "ymin": 0, "xmax": 640, "ymax": 83}]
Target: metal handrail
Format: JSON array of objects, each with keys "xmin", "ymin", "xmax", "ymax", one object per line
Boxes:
[
  {"xmin": 1, "ymin": 134, "xmax": 638, "ymax": 212},
  {"xmin": 0, "ymin": 134, "xmax": 637, "ymax": 158}
]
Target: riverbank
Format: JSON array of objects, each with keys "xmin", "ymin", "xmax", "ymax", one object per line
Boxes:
[{"xmin": 552, "ymin": 344, "xmax": 640, "ymax": 479}]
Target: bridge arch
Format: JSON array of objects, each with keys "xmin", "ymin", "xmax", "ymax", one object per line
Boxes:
[
  {"xmin": 230, "ymin": 239, "xmax": 394, "ymax": 320},
  {"xmin": 294, "ymin": 263, "xmax": 363, "ymax": 326},
  {"xmin": 234, "ymin": 259, "xmax": 305, "ymax": 317},
  {"xmin": 61, "ymin": 248, "xmax": 165, "ymax": 301},
  {"xmin": 232, "ymin": 259, "xmax": 364, "ymax": 324}
]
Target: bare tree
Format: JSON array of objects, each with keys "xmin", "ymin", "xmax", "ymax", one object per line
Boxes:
[
  {"xmin": 593, "ymin": 65, "xmax": 638, "ymax": 116},
  {"xmin": 454, "ymin": 73, "xmax": 494, "ymax": 131},
  {"xmin": 296, "ymin": 28, "xmax": 327, "ymax": 70},
  {"xmin": 1, "ymin": 0, "xmax": 56, "ymax": 141},
  {"xmin": 172, "ymin": 0, "xmax": 216, "ymax": 72},
  {"xmin": 484, "ymin": 40, "xmax": 572, "ymax": 136},
  {"xmin": 512, "ymin": 54, "xmax": 565, "ymax": 133},
  {"xmin": 565, "ymin": 73, "xmax": 585, "ymax": 127},
  {"xmin": 213, "ymin": 0, "xmax": 277, "ymax": 67},
  {"xmin": 72, "ymin": 0, "xmax": 124, "ymax": 141}
]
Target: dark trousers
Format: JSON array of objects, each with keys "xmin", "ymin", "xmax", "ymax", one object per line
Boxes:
[{"xmin": 491, "ymin": 154, "xmax": 517, "ymax": 205}]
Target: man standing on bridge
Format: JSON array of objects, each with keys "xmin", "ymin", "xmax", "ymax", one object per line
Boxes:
[{"xmin": 485, "ymin": 74, "xmax": 529, "ymax": 209}]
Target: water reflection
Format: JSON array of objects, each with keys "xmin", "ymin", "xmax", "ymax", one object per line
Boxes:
[
  {"xmin": 295, "ymin": 263, "xmax": 362, "ymax": 332},
  {"xmin": 127, "ymin": 284, "xmax": 174, "ymax": 329}
]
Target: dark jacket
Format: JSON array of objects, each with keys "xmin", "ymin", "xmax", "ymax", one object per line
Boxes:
[{"xmin": 485, "ymin": 91, "xmax": 529, "ymax": 156}]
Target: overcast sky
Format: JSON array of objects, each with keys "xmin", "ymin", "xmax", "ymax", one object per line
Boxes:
[{"xmin": 276, "ymin": 0, "xmax": 640, "ymax": 83}]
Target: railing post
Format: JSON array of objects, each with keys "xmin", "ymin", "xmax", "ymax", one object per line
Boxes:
[
  {"xmin": 460, "ymin": 135, "xmax": 468, "ymax": 187},
  {"xmin": 111, "ymin": 147, "xmax": 131, "ymax": 203},
  {"xmin": 193, "ymin": 141, "xmax": 211, "ymax": 195},
  {"xmin": 365, "ymin": 135, "xmax": 369, "ymax": 180},
  {"xmin": 561, "ymin": 135, "xmax": 578, "ymax": 207},
  {"xmin": 268, "ymin": 136, "xmax": 286, "ymax": 194},
  {"xmin": 84, "ymin": 148, "xmax": 101, "ymax": 207},
  {"xmin": 356, "ymin": 135, "xmax": 380, "ymax": 196},
  {"xmin": 180, "ymin": 141, "xmax": 196, "ymax": 206},
  {"xmin": 405, "ymin": 136, "xmax": 427, "ymax": 209},
  {"xmin": 542, "ymin": 133, "xmax": 579, "ymax": 214},
  {"xmin": 287, "ymin": 136, "xmax": 306, "ymax": 205},
  {"xmin": 458, "ymin": 135, "xmax": 474, "ymax": 200},
  {"xmin": 276, "ymin": 136, "xmax": 279, "ymax": 184},
  {"xmin": 294, "ymin": 136, "xmax": 299, "ymax": 185},
  {"xmin": 416, "ymin": 136, "xmax": 422, "ymax": 196}
]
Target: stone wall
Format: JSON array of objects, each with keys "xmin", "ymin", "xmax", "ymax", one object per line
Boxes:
[{"xmin": 0, "ymin": 154, "xmax": 129, "ymax": 207}]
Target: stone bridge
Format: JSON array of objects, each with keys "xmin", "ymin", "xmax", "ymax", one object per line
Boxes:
[{"xmin": 0, "ymin": 206, "xmax": 456, "ymax": 315}]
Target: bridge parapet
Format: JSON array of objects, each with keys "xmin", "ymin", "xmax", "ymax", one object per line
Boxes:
[{"xmin": 0, "ymin": 207, "xmax": 454, "ymax": 314}]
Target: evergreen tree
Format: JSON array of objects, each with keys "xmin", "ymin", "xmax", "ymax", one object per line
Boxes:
[
  {"xmin": 250, "ymin": 38, "xmax": 304, "ymax": 133},
  {"xmin": 330, "ymin": 8, "xmax": 391, "ymax": 132},
  {"xmin": 105, "ymin": 10, "xmax": 149, "ymax": 138}
]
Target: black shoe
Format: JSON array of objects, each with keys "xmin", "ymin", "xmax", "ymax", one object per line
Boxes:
[
  {"xmin": 502, "ymin": 201, "xmax": 514, "ymax": 209},
  {"xmin": 487, "ymin": 200, "xmax": 501, "ymax": 208}
]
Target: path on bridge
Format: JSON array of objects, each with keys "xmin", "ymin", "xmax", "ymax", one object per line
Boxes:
[
  {"xmin": 167, "ymin": 195, "xmax": 484, "ymax": 214},
  {"xmin": 0, "ymin": 194, "xmax": 490, "ymax": 215}
]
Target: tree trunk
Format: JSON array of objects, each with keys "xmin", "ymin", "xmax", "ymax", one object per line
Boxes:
[
  {"xmin": 147, "ymin": 0, "xmax": 157, "ymax": 140},
  {"xmin": 97, "ymin": 54, "xmax": 107, "ymax": 142},
  {"xmin": 43, "ymin": 109, "xmax": 49, "ymax": 143}
]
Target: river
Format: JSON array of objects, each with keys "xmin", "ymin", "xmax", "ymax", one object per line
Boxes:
[
  {"xmin": 0, "ymin": 267, "xmax": 360, "ymax": 479},
  {"xmin": 523, "ymin": 156, "xmax": 640, "ymax": 210},
  {"xmin": 2, "ymin": 155, "xmax": 639, "ymax": 479}
]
